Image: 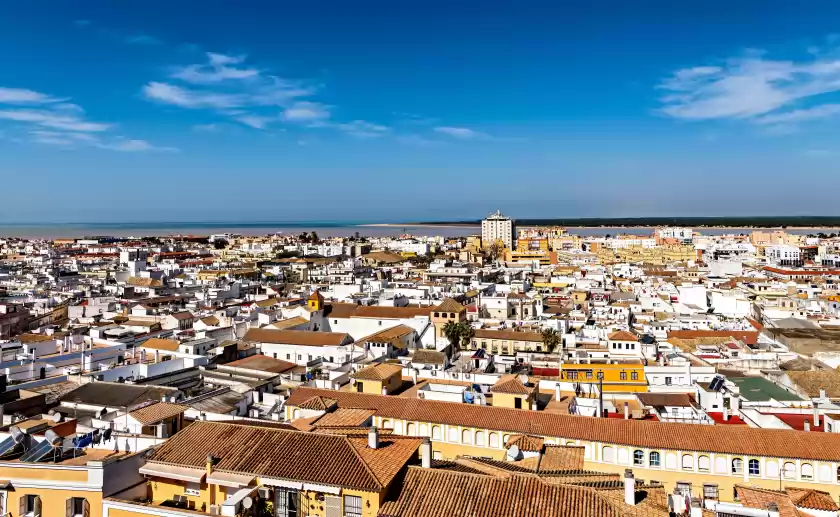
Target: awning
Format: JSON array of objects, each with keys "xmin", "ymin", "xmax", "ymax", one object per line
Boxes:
[
  {"xmin": 139, "ymin": 463, "xmax": 206, "ymax": 483},
  {"xmin": 207, "ymin": 471, "xmax": 255, "ymax": 488},
  {"xmin": 261, "ymin": 478, "xmax": 303, "ymax": 489}
]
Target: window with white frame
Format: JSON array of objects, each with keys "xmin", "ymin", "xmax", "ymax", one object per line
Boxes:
[{"xmin": 344, "ymin": 495, "xmax": 363, "ymax": 517}]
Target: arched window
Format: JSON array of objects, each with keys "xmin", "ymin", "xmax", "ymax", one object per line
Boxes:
[
  {"xmin": 419, "ymin": 424, "xmax": 428, "ymax": 436},
  {"xmin": 633, "ymin": 450, "xmax": 644, "ymax": 466},
  {"xmin": 802, "ymin": 463, "xmax": 814, "ymax": 480},
  {"xmin": 293, "ymin": 409, "xmax": 300, "ymax": 419},
  {"xmin": 682, "ymin": 454, "xmax": 694, "ymax": 470},
  {"xmin": 431, "ymin": 426, "xmax": 441, "ymax": 440},
  {"xmin": 766, "ymin": 461, "xmax": 779, "ymax": 478},
  {"xmin": 602, "ymin": 446, "xmax": 614, "ymax": 463},
  {"xmin": 489, "ymin": 433, "xmax": 499, "ymax": 448},
  {"xmin": 748, "ymin": 459, "xmax": 760, "ymax": 476},
  {"xmin": 448, "ymin": 427, "xmax": 459, "ymax": 442},
  {"xmin": 783, "ymin": 462, "xmax": 796, "ymax": 479},
  {"xmin": 475, "ymin": 431, "xmax": 485, "ymax": 446},
  {"xmin": 836, "ymin": 466, "xmax": 840, "ymax": 483},
  {"xmin": 732, "ymin": 458, "xmax": 743, "ymax": 475},
  {"xmin": 503, "ymin": 434, "xmax": 510, "ymax": 444},
  {"xmin": 393, "ymin": 421, "xmax": 402, "ymax": 433},
  {"xmin": 698, "ymin": 456, "xmax": 711, "ymax": 472},
  {"xmin": 649, "ymin": 451, "xmax": 661, "ymax": 467},
  {"xmin": 461, "ymin": 429, "xmax": 472, "ymax": 444},
  {"xmin": 382, "ymin": 419, "xmax": 392, "ymax": 429},
  {"xmin": 407, "ymin": 423, "xmax": 416, "ymax": 436}
]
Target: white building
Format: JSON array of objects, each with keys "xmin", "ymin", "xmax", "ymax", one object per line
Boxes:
[
  {"xmin": 481, "ymin": 210, "xmax": 515, "ymax": 250},
  {"xmin": 656, "ymin": 227, "xmax": 693, "ymax": 243},
  {"xmin": 766, "ymin": 245, "xmax": 802, "ymax": 267}
]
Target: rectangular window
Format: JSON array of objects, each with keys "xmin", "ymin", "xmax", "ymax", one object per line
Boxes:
[
  {"xmin": 665, "ymin": 377, "xmax": 672, "ymax": 386},
  {"xmin": 620, "ymin": 371, "xmax": 627, "ymax": 381},
  {"xmin": 344, "ymin": 495, "xmax": 363, "ymax": 517},
  {"xmin": 275, "ymin": 488, "xmax": 299, "ymax": 517},
  {"xmin": 567, "ymin": 371, "xmax": 578, "ymax": 380},
  {"xmin": 703, "ymin": 484, "xmax": 718, "ymax": 500},
  {"xmin": 25, "ymin": 495, "xmax": 37, "ymax": 513},
  {"xmin": 631, "ymin": 371, "xmax": 638, "ymax": 381},
  {"xmin": 586, "ymin": 371, "xmax": 593, "ymax": 379},
  {"xmin": 70, "ymin": 497, "xmax": 86, "ymax": 516}
]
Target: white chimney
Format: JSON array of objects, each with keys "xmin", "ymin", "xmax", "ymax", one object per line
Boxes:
[
  {"xmin": 624, "ymin": 469, "xmax": 635, "ymax": 505},
  {"xmin": 814, "ymin": 405, "xmax": 820, "ymax": 428},
  {"xmin": 690, "ymin": 498, "xmax": 703, "ymax": 517},
  {"xmin": 820, "ymin": 389, "xmax": 827, "ymax": 400},
  {"xmin": 411, "ymin": 369, "xmax": 418, "ymax": 385},
  {"xmin": 368, "ymin": 427, "xmax": 379, "ymax": 449},
  {"xmin": 723, "ymin": 408, "xmax": 729, "ymax": 421},
  {"xmin": 421, "ymin": 437, "xmax": 432, "ymax": 468},
  {"xmin": 730, "ymin": 396, "xmax": 740, "ymax": 415},
  {"xmin": 555, "ymin": 383, "xmax": 561, "ymax": 401},
  {"xmin": 154, "ymin": 349, "xmax": 160, "ymax": 364},
  {"xmin": 624, "ymin": 402, "xmax": 630, "ymax": 420},
  {"xmin": 804, "ymin": 421, "xmax": 811, "ymax": 432}
]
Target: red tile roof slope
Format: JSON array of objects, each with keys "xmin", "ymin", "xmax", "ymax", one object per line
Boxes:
[{"xmin": 287, "ymin": 387, "xmax": 840, "ymax": 461}]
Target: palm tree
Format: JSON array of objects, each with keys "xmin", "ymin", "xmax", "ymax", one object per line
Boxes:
[
  {"xmin": 541, "ymin": 328, "xmax": 561, "ymax": 354},
  {"xmin": 442, "ymin": 321, "xmax": 462, "ymax": 350},
  {"xmin": 459, "ymin": 322, "xmax": 475, "ymax": 350}
]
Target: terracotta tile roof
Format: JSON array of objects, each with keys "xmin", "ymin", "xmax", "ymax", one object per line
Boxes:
[
  {"xmin": 242, "ymin": 328, "xmax": 351, "ymax": 346},
  {"xmin": 353, "ymin": 305, "xmax": 432, "ymax": 319},
  {"xmin": 286, "ymin": 387, "xmax": 840, "ymax": 462},
  {"xmin": 270, "ymin": 316, "xmax": 309, "ymax": 330},
  {"xmin": 356, "ymin": 325, "xmax": 416, "ymax": 347},
  {"xmin": 224, "ymin": 354, "xmax": 299, "ymax": 374},
  {"xmin": 352, "ymin": 363, "xmax": 404, "ymax": 381},
  {"xmin": 537, "ymin": 445, "xmax": 586, "ymax": 472},
  {"xmin": 297, "ymin": 396, "xmax": 338, "ymax": 411},
  {"xmin": 127, "ymin": 277, "xmax": 162, "ymax": 287},
  {"xmin": 473, "ymin": 329, "xmax": 544, "ymax": 343},
  {"xmin": 505, "ymin": 434, "xmax": 544, "ymax": 452},
  {"xmin": 491, "ymin": 375, "xmax": 537, "ymax": 396},
  {"xmin": 378, "ymin": 467, "xmax": 624, "ymax": 517},
  {"xmin": 312, "ymin": 408, "xmax": 375, "ymax": 428},
  {"xmin": 169, "ymin": 311, "xmax": 194, "ymax": 321},
  {"xmin": 786, "ymin": 488, "xmax": 839, "ymax": 511},
  {"xmin": 434, "ymin": 298, "xmax": 466, "ymax": 313},
  {"xmin": 147, "ymin": 421, "xmax": 421, "ymax": 491},
  {"xmin": 607, "ymin": 331, "xmax": 638, "ymax": 342},
  {"xmin": 411, "ymin": 349, "xmax": 446, "ymax": 365},
  {"xmin": 667, "ymin": 330, "xmax": 759, "ymax": 345},
  {"xmin": 139, "ymin": 338, "xmax": 180, "ymax": 352},
  {"xmin": 735, "ymin": 485, "xmax": 801, "ymax": 517},
  {"xmin": 130, "ymin": 402, "xmax": 187, "ymax": 425},
  {"xmin": 308, "ymin": 290, "xmax": 325, "ymax": 302}
]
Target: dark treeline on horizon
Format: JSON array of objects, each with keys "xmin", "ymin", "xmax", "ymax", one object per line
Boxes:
[{"xmin": 415, "ymin": 216, "xmax": 840, "ymax": 228}]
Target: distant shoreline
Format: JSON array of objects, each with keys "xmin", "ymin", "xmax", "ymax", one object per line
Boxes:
[{"xmin": 362, "ymin": 222, "xmax": 840, "ymax": 232}]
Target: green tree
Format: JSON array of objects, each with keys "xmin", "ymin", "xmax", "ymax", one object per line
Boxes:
[
  {"xmin": 442, "ymin": 320, "xmax": 473, "ymax": 352},
  {"xmin": 541, "ymin": 328, "xmax": 561, "ymax": 354},
  {"xmin": 459, "ymin": 322, "xmax": 475, "ymax": 349}
]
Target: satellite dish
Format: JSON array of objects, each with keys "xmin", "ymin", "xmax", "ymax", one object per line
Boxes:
[
  {"xmin": 242, "ymin": 497, "xmax": 253, "ymax": 509},
  {"xmin": 507, "ymin": 444, "xmax": 522, "ymax": 461},
  {"xmin": 9, "ymin": 426, "xmax": 24, "ymax": 443}
]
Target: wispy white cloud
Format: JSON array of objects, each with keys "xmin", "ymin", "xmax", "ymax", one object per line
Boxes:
[
  {"xmin": 143, "ymin": 82, "xmax": 244, "ymax": 109},
  {"xmin": 434, "ymin": 126, "xmax": 488, "ymax": 139},
  {"xmin": 125, "ymin": 34, "xmax": 162, "ymax": 46},
  {"xmin": 0, "ymin": 109, "xmax": 110, "ymax": 132},
  {"xmin": 172, "ymin": 53, "xmax": 260, "ymax": 83},
  {"xmin": 0, "ymin": 87, "xmax": 66, "ymax": 105},
  {"xmin": 96, "ymin": 138, "xmax": 178, "ymax": 153},
  {"xmin": 282, "ymin": 101, "xmax": 331, "ymax": 122},
  {"xmin": 0, "ymin": 86, "xmax": 173, "ymax": 152},
  {"xmin": 658, "ymin": 46, "xmax": 840, "ymax": 130},
  {"xmin": 334, "ymin": 120, "xmax": 390, "ymax": 138}
]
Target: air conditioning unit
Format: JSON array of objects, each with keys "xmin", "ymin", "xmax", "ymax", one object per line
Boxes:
[
  {"xmin": 208, "ymin": 504, "xmax": 220, "ymax": 516},
  {"xmin": 258, "ymin": 487, "xmax": 271, "ymax": 499}
]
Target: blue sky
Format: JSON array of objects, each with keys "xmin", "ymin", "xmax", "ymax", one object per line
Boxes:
[{"xmin": 3, "ymin": 1, "xmax": 840, "ymax": 222}]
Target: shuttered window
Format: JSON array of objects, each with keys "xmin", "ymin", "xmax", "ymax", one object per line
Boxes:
[{"xmin": 344, "ymin": 495, "xmax": 363, "ymax": 517}]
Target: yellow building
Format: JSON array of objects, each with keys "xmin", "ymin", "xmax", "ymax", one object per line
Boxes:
[
  {"xmin": 286, "ymin": 387, "xmax": 840, "ymax": 502},
  {"xmin": 489, "ymin": 375, "xmax": 537, "ymax": 410},
  {"xmin": 431, "ymin": 298, "xmax": 467, "ymax": 343},
  {"xmin": 0, "ymin": 433, "xmax": 148, "ymax": 517},
  {"xmin": 104, "ymin": 421, "xmax": 422, "ymax": 517},
  {"xmin": 469, "ymin": 329, "xmax": 548, "ymax": 355},
  {"xmin": 559, "ymin": 361, "xmax": 647, "ymax": 393},
  {"xmin": 351, "ymin": 363, "xmax": 404, "ymax": 395},
  {"xmin": 307, "ymin": 289, "xmax": 324, "ymax": 311}
]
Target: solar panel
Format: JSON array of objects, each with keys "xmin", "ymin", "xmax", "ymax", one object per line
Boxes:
[
  {"xmin": 19, "ymin": 440, "xmax": 55, "ymax": 463},
  {"xmin": 0, "ymin": 436, "xmax": 20, "ymax": 459}
]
